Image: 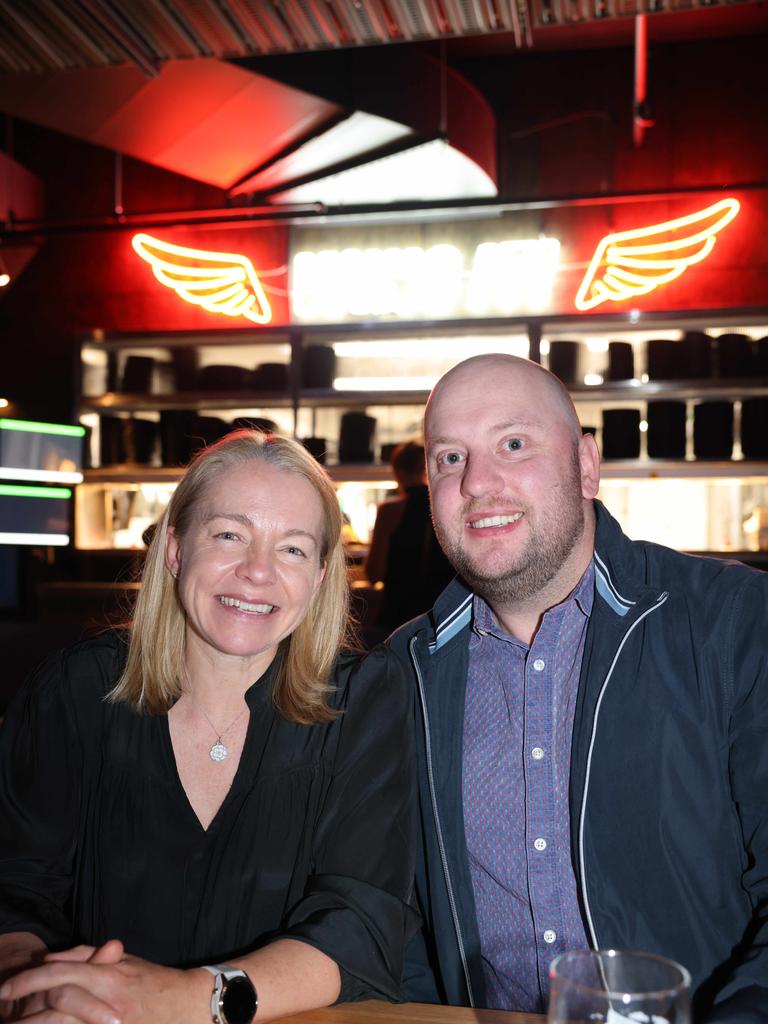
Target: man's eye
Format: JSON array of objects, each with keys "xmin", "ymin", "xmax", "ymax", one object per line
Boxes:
[
  {"xmin": 439, "ymin": 451, "xmax": 464, "ymax": 466},
  {"xmin": 215, "ymin": 531, "xmax": 239, "ymax": 541},
  {"xmin": 503, "ymin": 438, "xmax": 523, "ymax": 452}
]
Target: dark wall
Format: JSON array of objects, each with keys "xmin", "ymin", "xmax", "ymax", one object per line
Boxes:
[
  {"xmin": 456, "ymin": 33, "xmax": 768, "ymax": 198},
  {"xmin": 0, "ymin": 125, "xmax": 289, "ymax": 420}
]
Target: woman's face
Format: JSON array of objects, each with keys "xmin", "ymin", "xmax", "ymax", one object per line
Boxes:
[{"xmin": 165, "ymin": 460, "xmax": 327, "ymax": 675}]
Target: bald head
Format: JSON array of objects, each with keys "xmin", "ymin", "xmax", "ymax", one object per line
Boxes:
[
  {"xmin": 423, "ymin": 353, "xmax": 600, "ymax": 634},
  {"xmin": 426, "ymin": 354, "xmax": 583, "ymax": 445}
]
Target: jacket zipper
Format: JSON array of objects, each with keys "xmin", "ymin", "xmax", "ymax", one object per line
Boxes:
[
  {"xmin": 410, "ymin": 635, "xmax": 476, "ymax": 1007},
  {"xmin": 577, "ymin": 591, "xmax": 669, "ymax": 949}
]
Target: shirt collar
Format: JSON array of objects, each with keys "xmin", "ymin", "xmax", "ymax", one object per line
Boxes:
[{"xmin": 471, "ymin": 559, "xmax": 595, "ymax": 645}]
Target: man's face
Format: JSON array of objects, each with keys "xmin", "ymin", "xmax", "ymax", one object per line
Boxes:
[{"xmin": 426, "ymin": 360, "xmax": 598, "ymax": 607}]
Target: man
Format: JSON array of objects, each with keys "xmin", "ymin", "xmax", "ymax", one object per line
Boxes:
[{"xmin": 390, "ymin": 354, "xmax": 767, "ymax": 1022}]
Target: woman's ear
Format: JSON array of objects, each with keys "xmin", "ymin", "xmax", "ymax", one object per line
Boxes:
[{"xmin": 165, "ymin": 526, "xmax": 181, "ymax": 579}]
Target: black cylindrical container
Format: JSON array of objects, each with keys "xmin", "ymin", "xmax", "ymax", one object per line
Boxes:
[
  {"xmin": 607, "ymin": 342, "xmax": 634, "ymax": 381},
  {"xmin": 99, "ymin": 416, "xmax": 126, "ymax": 466},
  {"xmin": 231, "ymin": 417, "xmax": 277, "ymax": 434},
  {"xmin": 129, "ymin": 418, "xmax": 159, "ymax": 465},
  {"xmin": 251, "ymin": 363, "xmax": 288, "ymax": 391},
  {"xmin": 172, "ymin": 348, "xmax": 199, "ymax": 391},
  {"xmin": 547, "ymin": 340, "xmax": 580, "ymax": 383},
  {"xmin": 755, "ymin": 337, "xmax": 768, "ymax": 377},
  {"xmin": 681, "ymin": 331, "xmax": 714, "ymax": 379},
  {"xmin": 160, "ymin": 411, "xmax": 199, "ymax": 466},
  {"xmin": 338, "ymin": 412, "xmax": 376, "ymax": 463},
  {"xmin": 741, "ymin": 398, "xmax": 768, "ymax": 459},
  {"xmin": 646, "ymin": 400, "xmax": 687, "ymax": 459},
  {"xmin": 646, "ymin": 339, "xmax": 686, "ymax": 380},
  {"xmin": 601, "ymin": 409, "xmax": 641, "ymax": 460},
  {"xmin": 197, "ymin": 365, "xmax": 250, "ymax": 390},
  {"xmin": 693, "ymin": 401, "xmax": 734, "ymax": 460},
  {"xmin": 716, "ymin": 333, "xmax": 753, "ymax": 378},
  {"xmin": 302, "ymin": 437, "xmax": 327, "ymax": 464},
  {"xmin": 121, "ymin": 355, "xmax": 155, "ymax": 393},
  {"xmin": 194, "ymin": 416, "xmax": 231, "ymax": 447},
  {"xmin": 301, "ymin": 346, "xmax": 336, "ymax": 388}
]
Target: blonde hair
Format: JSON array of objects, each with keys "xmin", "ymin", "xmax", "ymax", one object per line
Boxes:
[{"xmin": 110, "ymin": 431, "xmax": 353, "ymax": 723}]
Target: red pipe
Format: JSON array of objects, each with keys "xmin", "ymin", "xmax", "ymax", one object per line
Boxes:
[{"xmin": 634, "ymin": 14, "xmax": 654, "ymax": 147}]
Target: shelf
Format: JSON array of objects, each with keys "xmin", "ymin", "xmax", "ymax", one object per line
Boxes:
[
  {"xmin": 599, "ymin": 460, "xmax": 768, "ymax": 479},
  {"xmin": 81, "ymin": 391, "xmax": 294, "ymax": 413},
  {"xmin": 81, "ymin": 330, "xmax": 293, "ymax": 350},
  {"xmin": 80, "ymin": 461, "xmax": 768, "ymax": 486},
  {"xmin": 82, "ymin": 466, "xmax": 184, "ymax": 484},
  {"xmin": 79, "ymin": 380, "xmax": 768, "ymax": 414},
  {"xmin": 298, "ymin": 388, "xmax": 430, "ymax": 407},
  {"xmin": 569, "ymin": 378, "xmax": 768, "ymax": 401},
  {"xmin": 83, "ymin": 464, "xmax": 397, "ymax": 485}
]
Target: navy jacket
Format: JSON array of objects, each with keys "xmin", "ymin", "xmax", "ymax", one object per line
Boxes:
[{"xmin": 389, "ymin": 501, "xmax": 768, "ymax": 1023}]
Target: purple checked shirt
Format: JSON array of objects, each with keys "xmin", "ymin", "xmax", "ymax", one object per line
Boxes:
[{"xmin": 462, "ymin": 563, "xmax": 594, "ymax": 1011}]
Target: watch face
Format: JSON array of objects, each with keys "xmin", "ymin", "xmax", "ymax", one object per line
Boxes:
[{"xmin": 222, "ymin": 976, "xmax": 257, "ymax": 1024}]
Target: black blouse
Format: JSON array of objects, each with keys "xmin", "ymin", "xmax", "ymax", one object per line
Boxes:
[{"xmin": 0, "ymin": 632, "xmax": 417, "ymax": 1001}]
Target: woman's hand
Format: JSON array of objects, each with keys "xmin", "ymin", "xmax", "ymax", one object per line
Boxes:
[{"xmin": 0, "ymin": 942, "xmax": 209, "ymax": 1024}]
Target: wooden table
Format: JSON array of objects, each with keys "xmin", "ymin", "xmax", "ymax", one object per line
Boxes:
[{"xmin": 281, "ymin": 1002, "xmax": 543, "ymax": 1024}]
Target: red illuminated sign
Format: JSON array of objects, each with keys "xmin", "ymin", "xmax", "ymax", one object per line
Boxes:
[
  {"xmin": 131, "ymin": 233, "xmax": 273, "ymax": 324},
  {"xmin": 575, "ymin": 198, "xmax": 740, "ymax": 311}
]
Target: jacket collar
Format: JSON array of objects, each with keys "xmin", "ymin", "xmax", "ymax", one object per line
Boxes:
[
  {"xmin": 423, "ymin": 500, "xmax": 659, "ymax": 649},
  {"xmin": 592, "ymin": 499, "xmax": 663, "ymax": 614}
]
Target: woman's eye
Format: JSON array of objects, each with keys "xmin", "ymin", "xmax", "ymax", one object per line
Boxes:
[
  {"xmin": 503, "ymin": 438, "xmax": 523, "ymax": 452},
  {"xmin": 284, "ymin": 545, "xmax": 306, "ymax": 558}
]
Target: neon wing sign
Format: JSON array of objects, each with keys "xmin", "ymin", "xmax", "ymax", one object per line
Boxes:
[
  {"xmin": 575, "ymin": 198, "xmax": 740, "ymax": 311},
  {"xmin": 131, "ymin": 234, "xmax": 273, "ymax": 324}
]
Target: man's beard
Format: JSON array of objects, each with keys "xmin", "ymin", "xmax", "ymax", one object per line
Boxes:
[{"xmin": 434, "ymin": 449, "xmax": 585, "ymax": 606}]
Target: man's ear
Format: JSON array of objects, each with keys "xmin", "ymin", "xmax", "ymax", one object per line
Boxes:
[
  {"xmin": 578, "ymin": 432, "xmax": 601, "ymax": 501},
  {"xmin": 165, "ymin": 526, "xmax": 181, "ymax": 579}
]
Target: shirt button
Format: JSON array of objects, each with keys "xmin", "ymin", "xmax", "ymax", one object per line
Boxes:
[
  {"xmin": 533, "ymin": 658, "xmax": 545, "ymax": 671},
  {"xmin": 533, "ymin": 837, "xmax": 547, "ymax": 852},
  {"xmin": 543, "ymin": 929, "xmax": 557, "ymax": 944},
  {"xmin": 531, "ymin": 746, "xmax": 545, "ymax": 761}
]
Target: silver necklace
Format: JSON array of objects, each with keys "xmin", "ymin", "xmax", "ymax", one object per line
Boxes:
[
  {"xmin": 196, "ymin": 702, "xmax": 248, "ymax": 762},
  {"xmin": 182, "ymin": 667, "xmax": 249, "ymax": 763}
]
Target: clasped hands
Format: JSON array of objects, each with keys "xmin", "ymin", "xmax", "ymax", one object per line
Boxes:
[{"xmin": 0, "ymin": 940, "xmax": 207, "ymax": 1024}]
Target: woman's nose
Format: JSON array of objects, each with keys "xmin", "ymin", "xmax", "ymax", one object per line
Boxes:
[{"xmin": 235, "ymin": 545, "xmax": 277, "ymax": 584}]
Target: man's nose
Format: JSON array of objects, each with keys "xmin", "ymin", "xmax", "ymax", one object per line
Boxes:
[{"xmin": 459, "ymin": 453, "xmax": 505, "ymax": 499}]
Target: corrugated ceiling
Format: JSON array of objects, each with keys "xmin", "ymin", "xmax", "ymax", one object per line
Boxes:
[{"xmin": 0, "ymin": 0, "xmax": 761, "ymax": 75}]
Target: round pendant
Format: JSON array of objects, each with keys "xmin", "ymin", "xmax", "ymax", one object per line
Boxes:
[{"xmin": 209, "ymin": 741, "xmax": 229, "ymax": 763}]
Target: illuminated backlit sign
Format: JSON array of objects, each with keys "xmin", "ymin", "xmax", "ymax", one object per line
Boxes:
[
  {"xmin": 0, "ymin": 418, "xmax": 85, "ymax": 484},
  {"xmin": 0, "ymin": 483, "xmax": 72, "ymax": 547},
  {"xmin": 292, "ymin": 239, "xmax": 561, "ymax": 322},
  {"xmin": 132, "ymin": 234, "xmax": 273, "ymax": 325},
  {"xmin": 575, "ymin": 198, "xmax": 740, "ymax": 311}
]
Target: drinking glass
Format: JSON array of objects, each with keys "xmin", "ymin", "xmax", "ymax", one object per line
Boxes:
[{"xmin": 548, "ymin": 949, "xmax": 691, "ymax": 1024}]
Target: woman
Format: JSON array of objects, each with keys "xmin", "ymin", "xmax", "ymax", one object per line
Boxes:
[{"xmin": 0, "ymin": 431, "xmax": 416, "ymax": 1024}]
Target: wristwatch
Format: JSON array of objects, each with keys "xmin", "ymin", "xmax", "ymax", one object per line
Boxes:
[{"xmin": 202, "ymin": 964, "xmax": 258, "ymax": 1024}]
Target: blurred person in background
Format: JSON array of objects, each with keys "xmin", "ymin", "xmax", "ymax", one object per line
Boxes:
[{"xmin": 366, "ymin": 441, "xmax": 453, "ymax": 631}]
